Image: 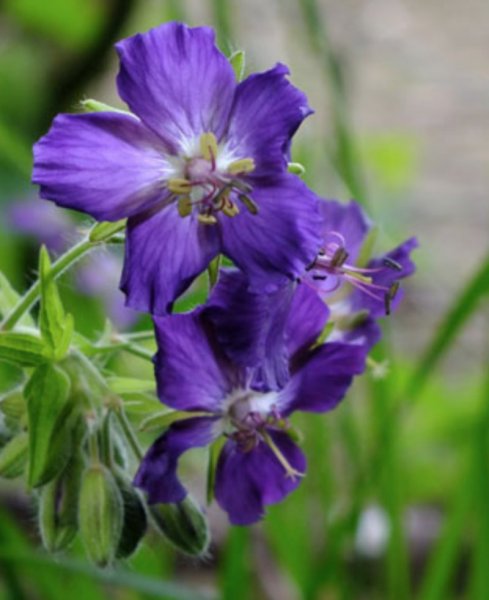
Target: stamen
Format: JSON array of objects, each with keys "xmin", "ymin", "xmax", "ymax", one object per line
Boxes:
[
  {"xmin": 227, "ymin": 158, "xmax": 255, "ymax": 175},
  {"xmin": 384, "ymin": 281, "xmax": 400, "ymax": 315},
  {"xmin": 168, "ymin": 178, "xmax": 192, "ymax": 194},
  {"xmin": 177, "ymin": 196, "xmax": 192, "ymax": 217},
  {"xmin": 261, "ymin": 429, "xmax": 305, "ymax": 480},
  {"xmin": 198, "ymin": 213, "xmax": 218, "ymax": 225},
  {"xmin": 383, "ymin": 257, "xmax": 403, "ymax": 272},
  {"xmin": 199, "ymin": 132, "xmax": 218, "ymax": 163},
  {"xmin": 239, "ymin": 194, "xmax": 259, "ymax": 215},
  {"xmin": 313, "ymin": 274, "xmax": 327, "ymax": 281},
  {"xmin": 330, "ymin": 247, "xmax": 349, "ymax": 268},
  {"xmin": 221, "ymin": 199, "xmax": 240, "ymax": 217}
]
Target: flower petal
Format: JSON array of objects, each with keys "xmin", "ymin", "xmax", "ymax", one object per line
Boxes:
[
  {"xmin": 214, "ymin": 430, "xmax": 306, "ymax": 525},
  {"xmin": 204, "ymin": 269, "xmax": 294, "ymax": 391},
  {"xmin": 121, "ymin": 205, "xmax": 220, "ymax": 314},
  {"xmin": 285, "ymin": 282, "xmax": 330, "ymax": 358},
  {"xmin": 352, "ymin": 236, "xmax": 419, "ymax": 317},
  {"xmin": 153, "ymin": 310, "xmax": 234, "ymax": 412},
  {"xmin": 281, "ymin": 342, "xmax": 367, "ymax": 415},
  {"xmin": 221, "ymin": 175, "xmax": 321, "ymax": 293},
  {"xmin": 116, "ymin": 22, "xmax": 236, "ymax": 149},
  {"xmin": 33, "ymin": 112, "xmax": 170, "ymax": 221},
  {"xmin": 226, "ymin": 63, "xmax": 312, "ymax": 178},
  {"xmin": 134, "ymin": 416, "xmax": 218, "ymax": 504}
]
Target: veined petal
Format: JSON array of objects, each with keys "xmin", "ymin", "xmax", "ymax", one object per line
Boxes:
[
  {"xmin": 33, "ymin": 112, "xmax": 170, "ymax": 221},
  {"xmin": 226, "ymin": 63, "xmax": 312, "ymax": 178},
  {"xmin": 285, "ymin": 282, "xmax": 330, "ymax": 359},
  {"xmin": 204, "ymin": 269, "xmax": 294, "ymax": 391},
  {"xmin": 214, "ymin": 430, "xmax": 306, "ymax": 525},
  {"xmin": 153, "ymin": 310, "xmax": 233, "ymax": 412},
  {"xmin": 121, "ymin": 205, "xmax": 220, "ymax": 314},
  {"xmin": 221, "ymin": 175, "xmax": 322, "ymax": 294},
  {"xmin": 280, "ymin": 342, "xmax": 367, "ymax": 415},
  {"xmin": 116, "ymin": 22, "xmax": 236, "ymax": 150},
  {"xmin": 134, "ymin": 416, "xmax": 219, "ymax": 504}
]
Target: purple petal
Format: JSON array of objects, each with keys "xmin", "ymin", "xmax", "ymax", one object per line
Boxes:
[
  {"xmin": 116, "ymin": 22, "xmax": 236, "ymax": 149},
  {"xmin": 352, "ymin": 236, "xmax": 419, "ymax": 317},
  {"xmin": 121, "ymin": 205, "xmax": 220, "ymax": 314},
  {"xmin": 226, "ymin": 63, "xmax": 312, "ymax": 178},
  {"xmin": 33, "ymin": 112, "xmax": 170, "ymax": 221},
  {"xmin": 215, "ymin": 429, "xmax": 306, "ymax": 525},
  {"xmin": 204, "ymin": 269, "xmax": 294, "ymax": 391},
  {"xmin": 221, "ymin": 175, "xmax": 321, "ymax": 293},
  {"xmin": 318, "ymin": 199, "xmax": 371, "ymax": 263},
  {"xmin": 153, "ymin": 310, "xmax": 234, "ymax": 412},
  {"xmin": 134, "ymin": 416, "xmax": 218, "ymax": 504},
  {"xmin": 281, "ymin": 342, "xmax": 367, "ymax": 415},
  {"xmin": 285, "ymin": 282, "xmax": 330, "ymax": 358}
]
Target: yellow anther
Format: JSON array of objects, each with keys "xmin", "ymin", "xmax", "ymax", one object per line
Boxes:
[
  {"xmin": 168, "ymin": 178, "xmax": 192, "ymax": 194},
  {"xmin": 239, "ymin": 194, "xmax": 258, "ymax": 215},
  {"xmin": 199, "ymin": 132, "xmax": 218, "ymax": 162},
  {"xmin": 198, "ymin": 213, "xmax": 218, "ymax": 225},
  {"xmin": 227, "ymin": 158, "xmax": 255, "ymax": 175},
  {"xmin": 177, "ymin": 196, "xmax": 192, "ymax": 217},
  {"xmin": 221, "ymin": 200, "xmax": 240, "ymax": 217}
]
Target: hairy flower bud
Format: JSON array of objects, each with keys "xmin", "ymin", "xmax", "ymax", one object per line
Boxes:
[
  {"xmin": 150, "ymin": 495, "xmax": 210, "ymax": 557},
  {"xmin": 114, "ymin": 472, "xmax": 148, "ymax": 559},
  {"xmin": 79, "ymin": 464, "xmax": 123, "ymax": 566}
]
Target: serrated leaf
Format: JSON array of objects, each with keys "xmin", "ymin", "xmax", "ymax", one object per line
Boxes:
[
  {"xmin": 39, "ymin": 246, "xmax": 72, "ymax": 358},
  {"xmin": 25, "ymin": 363, "xmax": 76, "ymax": 487},
  {"xmin": 106, "ymin": 377, "xmax": 156, "ymax": 395},
  {"xmin": 139, "ymin": 410, "xmax": 210, "ymax": 433},
  {"xmin": 0, "ymin": 271, "xmax": 35, "ymax": 328},
  {"xmin": 0, "ymin": 332, "xmax": 47, "ymax": 366}
]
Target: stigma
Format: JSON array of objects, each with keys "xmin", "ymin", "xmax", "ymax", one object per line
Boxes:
[
  {"xmin": 305, "ymin": 231, "xmax": 402, "ymax": 315},
  {"xmin": 167, "ymin": 132, "xmax": 258, "ymax": 225}
]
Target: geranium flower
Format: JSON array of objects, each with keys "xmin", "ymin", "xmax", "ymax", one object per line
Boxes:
[
  {"xmin": 134, "ymin": 273, "xmax": 366, "ymax": 525},
  {"xmin": 33, "ymin": 22, "xmax": 321, "ymax": 314}
]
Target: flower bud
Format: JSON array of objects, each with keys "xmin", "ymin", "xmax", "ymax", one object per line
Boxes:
[
  {"xmin": 0, "ymin": 388, "xmax": 26, "ymax": 434},
  {"xmin": 78, "ymin": 464, "xmax": 123, "ymax": 566},
  {"xmin": 114, "ymin": 472, "xmax": 148, "ymax": 559},
  {"xmin": 0, "ymin": 431, "xmax": 28, "ymax": 478},
  {"xmin": 150, "ymin": 495, "xmax": 210, "ymax": 557},
  {"xmin": 38, "ymin": 457, "xmax": 83, "ymax": 553}
]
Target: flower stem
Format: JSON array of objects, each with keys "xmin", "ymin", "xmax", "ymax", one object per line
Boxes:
[
  {"xmin": 113, "ymin": 407, "xmax": 144, "ymax": 462},
  {"xmin": 0, "ymin": 223, "xmax": 126, "ymax": 332}
]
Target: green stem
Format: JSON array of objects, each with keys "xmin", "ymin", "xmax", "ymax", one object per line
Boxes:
[
  {"xmin": 90, "ymin": 342, "xmax": 153, "ymax": 362},
  {"xmin": 113, "ymin": 407, "xmax": 144, "ymax": 462},
  {"xmin": 120, "ymin": 330, "xmax": 155, "ymax": 342},
  {"xmin": 1, "ymin": 223, "xmax": 125, "ymax": 332}
]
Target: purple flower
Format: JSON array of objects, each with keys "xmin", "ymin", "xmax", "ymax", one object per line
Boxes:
[
  {"xmin": 134, "ymin": 274, "xmax": 366, "ymax": 525},
  {"xmin": 33, "ymin": 22, "xmax": 321, "ymax": 314},
  {"xmin": 303, "ymin": 200, "xmax": 418, "ymax": 318}
]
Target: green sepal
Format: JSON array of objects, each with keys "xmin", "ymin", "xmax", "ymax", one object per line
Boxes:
[
  {"xmin": 0, "ymin": 271, "xmax": 35, "ymax": 329},
  {"xmin": 79, "ymin": 464, "xmax": 123, "ymax": 567},
  {"xmin": 106, "ymin": 377, "xmax": 156, "ymax": 395},
  {"xmin": 287, "ymin": 161, "xmax": 306, "ymax": 176},
  {"xmin": 39, "ymin": 246, "xmax": 72, "ymax": 359},
  {"xmin": 38, "ymin": 455, "xmax": 84, "ymax": 553},
  {"xmin": 206, "ymin": 436, "xmax": 226, "ymax": 505},
  {"xmin": 207, "ymin": 255, "xmax": 221, "ymax": 289},
  {"xmin": 80, "ymin": 99, "xmax": 131, "ymax": 115},
  {"xmin": 139, "ymin": 410, "xmax": 211, "ymax": 433},
  {"xmin": 89, "ymin": 219, "xmax": 127, "ymax": 243},
  {"xmin": 151, "ymin": 495, "xmax": 210, "ymax": 557},
  {"xmin": 0, "ymin": 331, "xmax": 48, "ymax": 366},
  {"xmin": 0, "ymin": 431, "xmax": 28, "ymax": 478},
  {"xmin": 114, "ymin": 471, "xmax": 148, "ymax": 559},
  {"xmin": 229, "ymin": 50, "xmax": 245, "ymax": 81},
  {"xmin": 25, "ymin": 363, "xmax": 76, "ymax": 487}
]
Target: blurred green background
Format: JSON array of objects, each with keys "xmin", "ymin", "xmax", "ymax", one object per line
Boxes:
[{"xmin": 0, "ymin": 0, "xmax": 488, "ymax": 599}]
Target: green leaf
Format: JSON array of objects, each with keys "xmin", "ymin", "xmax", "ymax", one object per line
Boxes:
[
  {"xmin": 25, "ymin": 363, "xmax": 75, "ymax": 487},
  {"xmin": 229, "ymin": 50, "xmax": 245, "ymax": 81},
  {"xmin": 0, "ymin": 271, "xmax": 35, "ymax": 329},
  {"xmin": 39, "ymin": 246, "xmax": 72, "ymax": 359},
  {"xmin": 409, "ymin": 250, "xmax": 489, "ymax": 396},
  {"xmin": 106, "ymin": 377, "xmax": 155, "ymax": 395},
  {"xmin": 0, "ymin": 332, "xmax": 47, "ymax": 366}
]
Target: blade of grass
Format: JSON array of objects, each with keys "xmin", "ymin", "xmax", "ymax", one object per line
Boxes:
[{"xmin": 409, "ymin": 249, "xmax": 489, "ymax": 397}]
